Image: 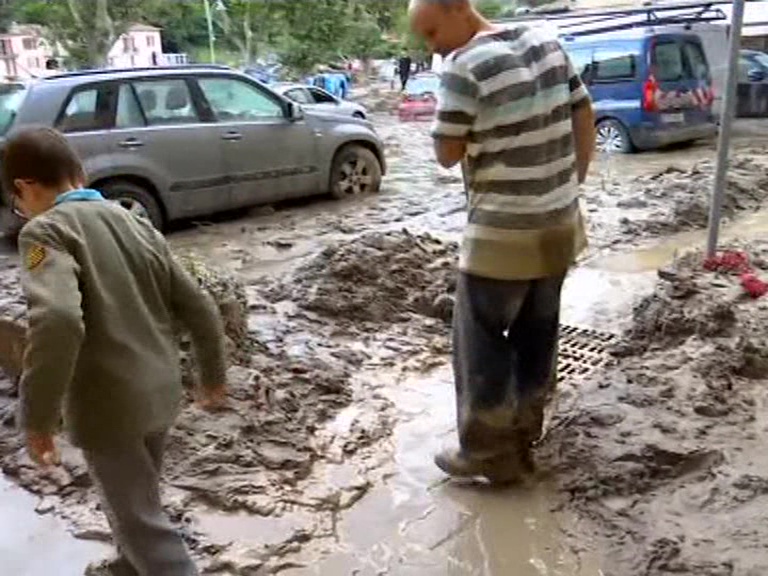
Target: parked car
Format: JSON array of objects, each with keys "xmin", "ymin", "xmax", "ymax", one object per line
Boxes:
[
  {"xmin": 274, "ymin": 83, "xmax": 367, "ymax": 119},
  {"xmin": 562, "ymin": 30, "xmax": 717, "ymax": 153},
  {"xmin": 398, "ymin": 73, "xmax": 439, "ymax": 121},
  {"xmin": 737, "ymin": 49, "xmax": 768, "ymax": 118},
  {"xmin": 0, "ymin": 65, "xmax": 385, "ymax": 233}
]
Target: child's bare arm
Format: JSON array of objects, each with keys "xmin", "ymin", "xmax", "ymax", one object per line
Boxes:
[
  {"xmin": 167, "ymin": 256, "xmax": 227, "ymax": 390},
  {"xmin": 18, "ymin": 222, "xmax": 84, "ymax": 436}
]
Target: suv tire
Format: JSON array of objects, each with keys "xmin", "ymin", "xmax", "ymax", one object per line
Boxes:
[
  {"xmin": 100, "ymin": 180, "xmax": 164, "ymax": 230},
  {"xmin": 330, "ymin": 145, "xmax": 382, "ymax": 199},
  {"xmin": 596, "ymin": 119, "xmax": 633, "ymax": 154}
]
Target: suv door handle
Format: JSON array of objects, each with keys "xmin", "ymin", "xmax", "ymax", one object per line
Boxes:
[
  {"xmin": 221, "ymin": 131, "xmax": 243, "ymax": 142},
  {"xmin": 118, "ymin": 137, "xmax": 144, "ymax": 149}
]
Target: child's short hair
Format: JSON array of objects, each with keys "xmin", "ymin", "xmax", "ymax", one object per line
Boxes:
[{"xmin": 2, "ymin": 127, "xmax": 86, "ymax": 196}]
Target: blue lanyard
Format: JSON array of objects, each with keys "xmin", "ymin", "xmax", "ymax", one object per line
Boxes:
[{"xmin": 55, "ymin": 189, "xmax": 105, "ymax": 205}]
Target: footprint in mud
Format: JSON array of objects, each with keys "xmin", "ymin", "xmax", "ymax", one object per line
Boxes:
[{"xmin": 614, "ymin": 445, "xmax": 724, "ymax": 482}]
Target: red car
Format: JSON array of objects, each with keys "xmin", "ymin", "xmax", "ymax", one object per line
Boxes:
[{"xmin": 398, "ymin": 73, "xmax": 439, "ymax": 121}]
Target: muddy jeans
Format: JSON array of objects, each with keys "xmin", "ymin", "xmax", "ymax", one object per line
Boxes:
[
  {"xmin": 452, "ymin": 272, "xmax": 565, "ymax": 460},
  {"xmin": 83, "ymin": 432, "xmax": 198, "ymax": 576}
]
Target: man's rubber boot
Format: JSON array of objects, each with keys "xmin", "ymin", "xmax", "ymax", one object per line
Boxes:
[
  {"xmin": 434, "ymin": 448, "xmax": 523, "ymax": 485},
  {"xmin": 84, "ymin": 557, "xmax": 139, "ymax": 576}
]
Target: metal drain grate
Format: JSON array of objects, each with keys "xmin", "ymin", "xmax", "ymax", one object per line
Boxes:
[{"xmin": 557, "ymin": 324, "xmax": 619, "ymax": 383}]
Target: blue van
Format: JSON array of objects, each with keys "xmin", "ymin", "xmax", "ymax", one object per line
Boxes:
[{"xmin": 561, "ymin": 30, "xmax": 717, "ymax": 153}]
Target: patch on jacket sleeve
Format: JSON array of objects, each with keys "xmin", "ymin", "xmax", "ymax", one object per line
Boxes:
[{"xmin": 25, "ymin": 244, "xmax": 47, "ymax": 270}]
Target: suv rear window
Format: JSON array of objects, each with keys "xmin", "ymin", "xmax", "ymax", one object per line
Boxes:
[
  {"xmin": 0, "ymin": 83, "xmax": 27, "ymax": 136},
  {"xmin": 653, "ymin": 42, "xmax": 685, "ymax": 82}
]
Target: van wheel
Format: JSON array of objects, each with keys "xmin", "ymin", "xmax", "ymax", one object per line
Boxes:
[
  {"xmin": 596, "ymin": 119, "xmax": 633, "ymax": 154},
  {"xmin": 330, "ymin": 145, "xmax": 382, "ymax": 199},
  {"xmin": 100, "ymin": 180, "xmax": 164, "ymax": 230}
]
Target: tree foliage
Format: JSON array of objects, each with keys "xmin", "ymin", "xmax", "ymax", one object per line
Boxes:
[{"xmin": 3, "ymin": 0, "xmax": 432, "ymax": 74}]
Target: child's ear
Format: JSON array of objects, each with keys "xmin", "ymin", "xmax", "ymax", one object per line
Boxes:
[{"xmin": 13, "ymin": 179, "xmax": 34, "ymax": 196}]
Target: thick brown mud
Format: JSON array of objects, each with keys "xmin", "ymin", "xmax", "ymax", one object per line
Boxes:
[
  {"xmin": 541, "ymin": 240, "xmax": 768, "ymax": 576},
  {"xmin": 2, "ymin": 108, "xmax": 768, "ymax": 574}
]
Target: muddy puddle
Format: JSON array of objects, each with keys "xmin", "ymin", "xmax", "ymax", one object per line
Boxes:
[{"xmin": 2, "ymin": 110, "xmax": 768, "ymax": 575}]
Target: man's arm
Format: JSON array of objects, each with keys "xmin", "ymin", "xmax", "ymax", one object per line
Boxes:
[
  {"xmin": 572, "ymin": 101, "xmax": 595, "ymax": 184},
  {"xmin": 564, "ymin": 48, "xmax": 595, "ymax": 184},
  {"xmin": 431, "ymin": 58, "xmax": 479, "ymax": 169},
  {"xmin": 18, "ymin": 222, "xmax": 84, "ymax": 436},
  {"xmin": 167, "ymin": 255, "xmax": 227, "ymax": 391}
]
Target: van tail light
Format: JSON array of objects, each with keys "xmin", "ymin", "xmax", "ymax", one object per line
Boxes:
[{"xmin": 643, "ymin": 75, "xmax": 659, "ymax": 112}]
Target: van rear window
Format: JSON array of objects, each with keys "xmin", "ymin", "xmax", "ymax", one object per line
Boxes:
[
  {"xmin": 653, "ymin": 42, "xmax": 685, "ymax": 82},
  {"xmin": 683, "ymin": 42, "xmax": 709, "ymax": 81}
]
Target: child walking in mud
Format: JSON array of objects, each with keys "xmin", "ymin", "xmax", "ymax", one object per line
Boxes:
[{"xmin": 3, "ymin": 127, "xmax": 228, "ymax": 576}]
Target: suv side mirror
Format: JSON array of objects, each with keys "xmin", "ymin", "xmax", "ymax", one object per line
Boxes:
[
  {"xmin": 288, "ymin": 101, "xmax": 304, "ymax": 121},
  {"xmin": 748, "ymin": 68, "xmax": 766, "ymax": 83}
]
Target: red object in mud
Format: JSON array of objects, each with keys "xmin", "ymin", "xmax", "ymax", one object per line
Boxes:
[
  {"xmin": 740, "ymin": 273, "xmax": 768, "ymax": 299},
  {"xmin": 398, "ymin": 93, "xmax": 437, "ymax": 121},
  {"xmin": 702, "ymin": 250, "xmax": 751, "ymax": 274},
  {"xmin": 702, "ymin": 250, "xmax": 768, "ymax": 299}
]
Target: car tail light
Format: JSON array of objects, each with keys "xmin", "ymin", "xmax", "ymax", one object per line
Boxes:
[{"xmin": 643, "ymin": 75, "xmax": 659, "ymax": 112}]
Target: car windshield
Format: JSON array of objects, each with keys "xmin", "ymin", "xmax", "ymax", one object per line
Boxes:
[
  {"xmin": 0, "ymin": 83, "xmax": 27, "ymax": 136},
  {"xmin": 406, "ymin": 75, "xmax": 439, "ymax": 96}
]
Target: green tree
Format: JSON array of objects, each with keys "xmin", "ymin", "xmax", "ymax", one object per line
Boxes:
[
  {"xmin": 144, "ymin": 0, "xmax": 208, "ymax": 56},
  {"xmin": 19, "ymin": 0, "xmax": 148, "ymax": 68}
]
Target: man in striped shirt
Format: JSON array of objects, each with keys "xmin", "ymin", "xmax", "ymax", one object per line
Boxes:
[{"xmin": 410, "ymin": 0, "xmax": 595, "ymax": 483}]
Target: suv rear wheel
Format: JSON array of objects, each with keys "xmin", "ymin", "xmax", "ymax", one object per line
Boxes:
[
  {"xmin": 100, "ymin": 180, "xmax": 164, "ymax": 230},
  {"xmin": 596, "ymin": 119, "xmax": 633, "ymax": 154},
  {"xmin": 330, "ymin": 145, "xmax": 382, "ymax": 199}
]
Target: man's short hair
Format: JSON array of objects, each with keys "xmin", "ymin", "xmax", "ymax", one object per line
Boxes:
[{"xmin": 2, "ymin": 127, "xmax": 86, "ymax": 196}]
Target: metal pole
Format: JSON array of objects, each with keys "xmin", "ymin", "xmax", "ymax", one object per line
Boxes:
[
  {"xmin": 203, "ymin": 0, "xmax": 216, "ymax": 64},
  {"xmin": 706, "ymin": 0, "xmax": 746, "ymax": 258}
]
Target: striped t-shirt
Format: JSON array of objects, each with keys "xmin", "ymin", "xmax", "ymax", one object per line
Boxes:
[{"xmin": 432, "ymin": 26, "xmax": 590, "ymax": 281}]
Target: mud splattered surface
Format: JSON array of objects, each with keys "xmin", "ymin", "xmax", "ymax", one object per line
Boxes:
[
  {"xmin": 541, "ymin": 241, "xmax": 768, "ymax": 576},
  {"xmin": 2, "ymin": 104, "xmax": 768, "ymax": 575}
]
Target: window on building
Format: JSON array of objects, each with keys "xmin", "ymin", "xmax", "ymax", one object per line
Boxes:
[
  {"xmin": 147, "ymin": 35, "xmax": 156, "ymax": 48},
  {"xmin": 22, "ymin": 38, "xmax": 36, "ymax": 51},
  {"xmin": 122, "ymin": 36, "xmax": 135, "ymax": 53},
  {"xmin": 0, "ymin": 40, "xmax": 12, "ymax": 57}
]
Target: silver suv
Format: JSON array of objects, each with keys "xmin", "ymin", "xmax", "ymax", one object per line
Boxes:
[{"xmin": 0, "ymin": 65, "xmax": 385, "ymax": 230}]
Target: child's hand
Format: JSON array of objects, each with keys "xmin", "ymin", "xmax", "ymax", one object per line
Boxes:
[
  {"xmin": 26, "ymin": 431, "xmax": 60, "ymax": 467},
  {"xmin": 196, "ymin": 385, "xmax": 227, "ymax": 412}
]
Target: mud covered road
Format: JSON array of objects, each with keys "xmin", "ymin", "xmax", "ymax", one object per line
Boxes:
[{"xmin": 2, "ymin": 114, "xmax": 768, "ymax": 576}]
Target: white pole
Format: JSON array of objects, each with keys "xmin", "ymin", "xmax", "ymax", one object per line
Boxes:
[
  {"xmin": 203, "ymin": 0, "xmax": 216, "ymax": 64},
  {"xmin": 706, "ymin": 0, "xmax": 747, "ymax": 257}
]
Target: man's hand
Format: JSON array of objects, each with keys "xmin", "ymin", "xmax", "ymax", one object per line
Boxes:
[
  {"xmin": 196, "ymin": 385, "xmax": 227, "ymax": 412},
  {"xmin": 433, "ymin": 137, "xmax": 466, "ymax": 169},
  {"xmin": 26, "ymin": 431, "xmax": 59, "ymax": 467}
]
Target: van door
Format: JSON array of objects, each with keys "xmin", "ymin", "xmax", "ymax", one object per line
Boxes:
[
  {"xmin": 649, "ymin": 39, "xmax": 689, "ymax": 128},
  {"xmin": 681, "ymin": 40, "xmax": 715, "ymax": 125}
]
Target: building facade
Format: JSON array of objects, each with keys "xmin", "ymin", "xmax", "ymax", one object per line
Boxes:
[{"xmin": 0, "ymin": 23, "xmax": 188, "ymax": 81}]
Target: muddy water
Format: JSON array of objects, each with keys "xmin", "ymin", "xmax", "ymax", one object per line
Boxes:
[{"xmin": 0, "ymin": 474, "xmax": 108, "ymax": 576}]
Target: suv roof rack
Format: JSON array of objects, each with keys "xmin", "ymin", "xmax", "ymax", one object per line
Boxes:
[
  {"xmin": 44, "ymin": 64, "xmax": 232, "ymax": 81},
  {"xmin": 498, "ymin": 1, "xmax": 727, "ymax": 39}
]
